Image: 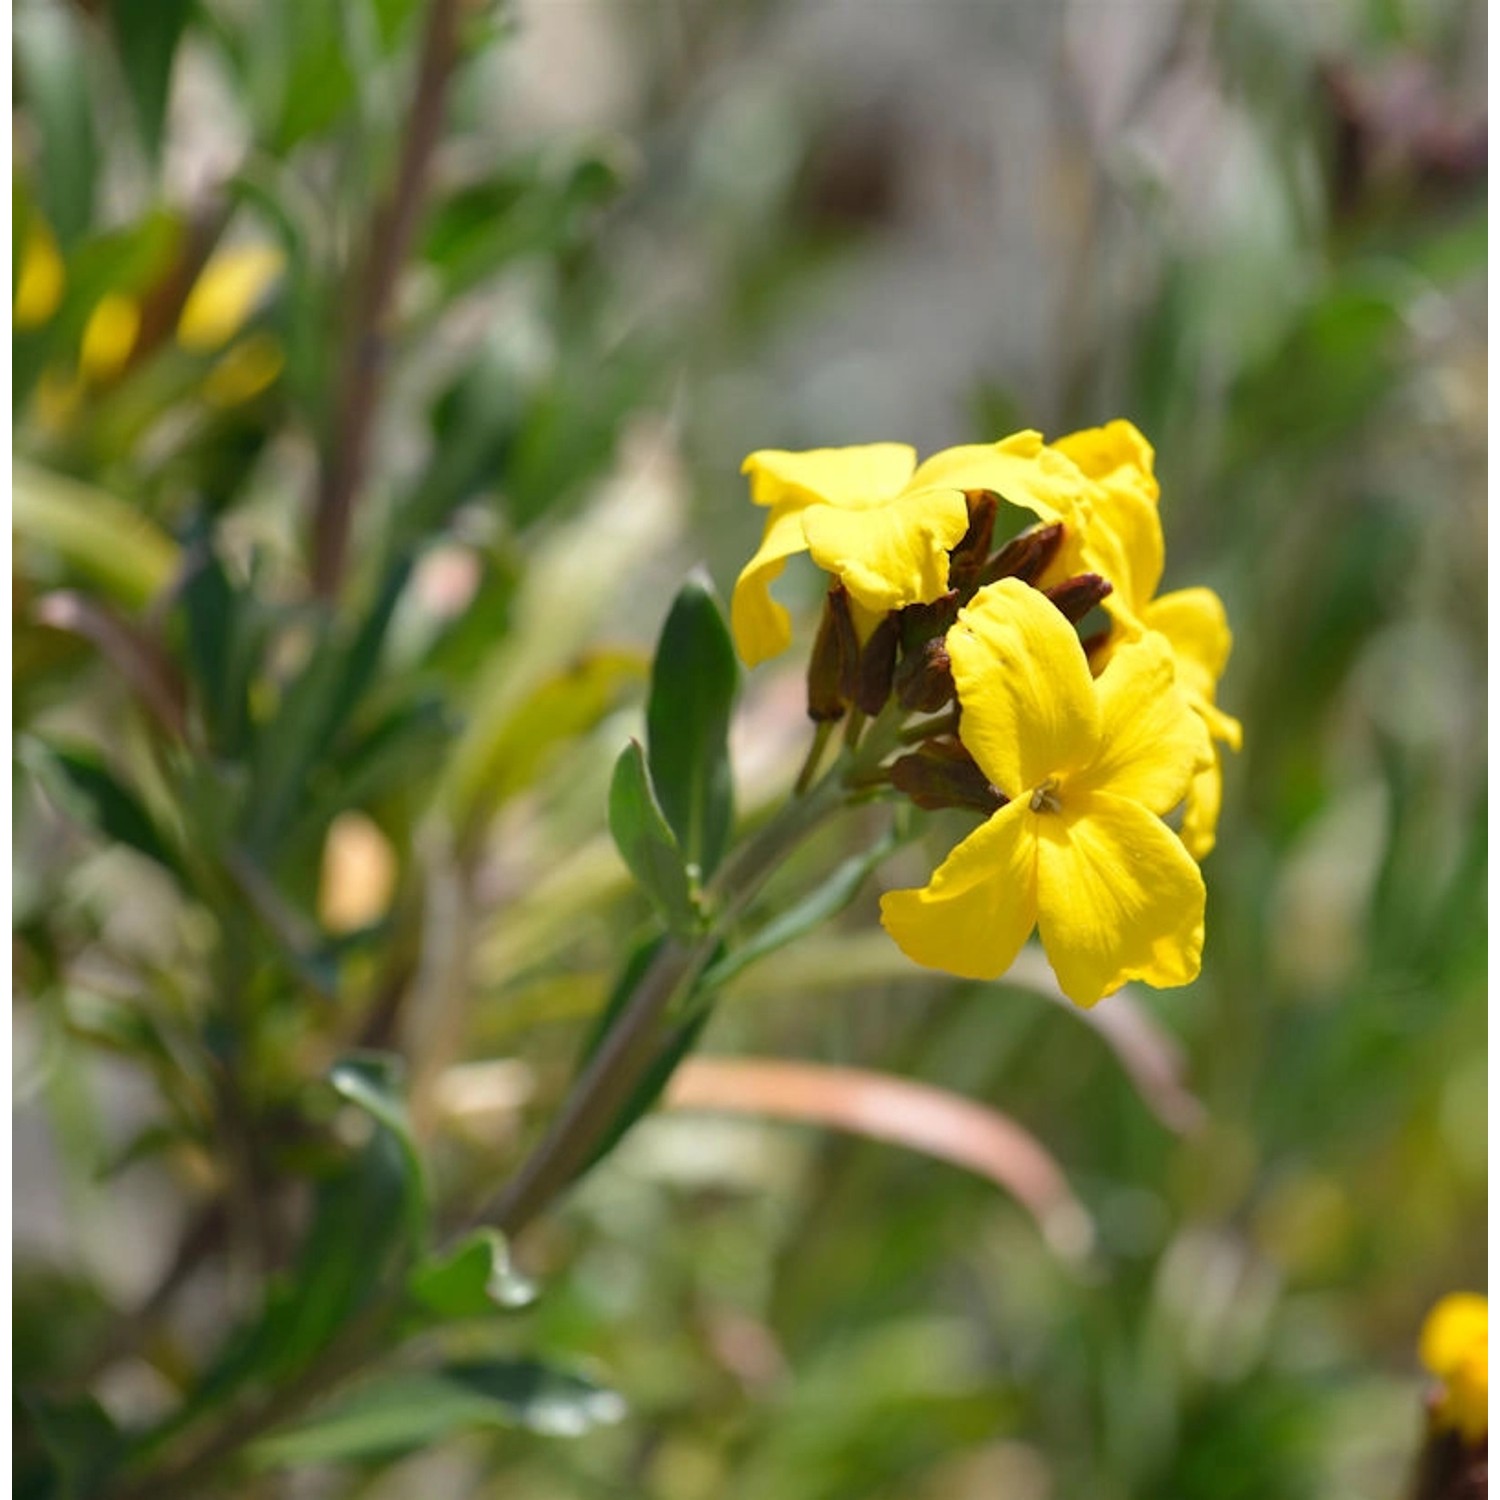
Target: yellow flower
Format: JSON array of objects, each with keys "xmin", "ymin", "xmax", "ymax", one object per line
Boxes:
[
  {"xmin": 880, "ymin": 578, "xmax": 1208, "ymax": 1007},
  {"xmin": 203, "ymin": 332, "xmax": 284, "ymax": 408},
  {"xmin": 732, "ymin": 431, "xmax": 1091, "ymax": 667},
  {"xmin": 1420, "ymin": 1293, "xmax": 1487, "ymax": 1444},
  {"xmin": 1053, "ymin": 420, "xmax": 1242, "ymax": 858},
  {"xmin": 177, "ymin": 243, "xmax": 284, "ymax": 354},
  {"xmin": 78, "ymin": 294, "xmax": 141, "ymax": 385},
  {"xmin": 14, "ymin": 221, "xmax": 65, "ymax": 328}
]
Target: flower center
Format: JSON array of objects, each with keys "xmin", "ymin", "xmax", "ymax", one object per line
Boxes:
[{"xmin": 1029, "ymin": 776, "xmax": 1062, "ymax": 814}]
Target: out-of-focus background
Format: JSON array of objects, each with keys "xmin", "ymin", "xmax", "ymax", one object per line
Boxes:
[{"xmin": 13, "ymin": 0, "xmax": 1486, "ymax": 1496}]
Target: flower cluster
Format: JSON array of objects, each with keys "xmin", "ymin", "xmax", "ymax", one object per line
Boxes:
[{"xmin": 732, "ymin": 423, "xmax": 1240, "ymax": 1007}]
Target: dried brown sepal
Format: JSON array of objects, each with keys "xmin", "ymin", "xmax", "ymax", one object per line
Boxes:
[
  {"xmin": 978, "ymin": 521, "xmax": 1065, "ymax": 587},
  {"xmin": 899, "ymin": 590, "xmax": 959, "ymax": 651},
  {"xmin": 807, "ymin": 584, "xmax": 858, "ymax": 722},
  {"xmin": 894, "ymin": 637, "xmax": 954, "ymax": 713},
  {"xmin": 1044, "ymin": 572, "xmax": 1113, "ymax": 624},
  {"xmin": 947, "ymin": 492, "xmax": 998, "ymax": 591},
  {"xmin": 854, "ymin": 612, "xmax": 902, "ymax": 717},
  {"xmin": 890, "ymin": 738, "xmax": 1006, "ymax": 814}
]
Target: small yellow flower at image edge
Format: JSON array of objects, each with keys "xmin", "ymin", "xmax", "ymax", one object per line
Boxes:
[
  {"xmin": 879, "ymin": 579, "xmax": 1210, "ymax": 1007},
  {"xmin": 1419, "ymin": 1292, "xmax": 1488, "ymax": 1445}
]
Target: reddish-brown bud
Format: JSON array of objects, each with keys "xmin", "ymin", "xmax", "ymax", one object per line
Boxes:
[
  {"xmin": 978, "ymin": 521, "xmax": 1065, "ymax": 587},
  {"xmin": 894, "ymin": 637, "xmax": 954, "ymax": 713},
  {"xmin": 947, "ymin": 492, "xmax": 998, "ymax": 591},
  {"xmin": 854, "ymin": 612, "xmax": 902, "ymax": 717},
  {"xmin": 807, "ymin": 585, "xmax": 858, "ymax": 721},
  {"xmin": 890, "ymin": 738, "xmax": 1006, "ymax": 814},
  {"xmin": 1044, "ymin": 572, "xmax": 1113, "ymax": 624}
]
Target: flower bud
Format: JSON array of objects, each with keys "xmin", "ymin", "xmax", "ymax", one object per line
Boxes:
[
  {"xmin": 1044, "ymin": 572, "xmax": 1113, "ymax": 624},
  {"xmin": 854, "ymin": 612, "xmax": 902, "ymax": 717},
  {"xmin": 807, "ymin": 585, "xmax": 858, "ymax": 722},
  {"xmin": 977, "ymin": 521, "xmax": 1064, "ymax": 587},
  {"xmin": 894, "ymin": 637, "xmax": 954, "ymax": 713},
  {"xmin": 947, "ymin": 492, "xmax": 998, "ymax": 592},
  {"xmin": 889, "ymin": 738, "xmax": 1006, "ymax": 814}
]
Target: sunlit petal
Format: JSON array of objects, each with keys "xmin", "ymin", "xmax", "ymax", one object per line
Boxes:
[
  {"xmin": 730, "ymin": 503, "xmax": 813, "ymax": 666},
  {"xmin": 802, "ymin": 484, "xmax": 969, "ymax": 614},
  {"xmin": 880, "ymin": 799, "xmax": 1037, "ymax": 982},
  {"xmin": 1180, "ymin": 751, "xmax": 1224, "ymax": 861},
  {"xmin": 1036, "ymin": 792, "xmax": 1205, "ymax": 1006},
  {"xmin": 948, "ymin": 578, "xmax": 1099, "ymax": 798},
  {"xmin": 741, "ymin": 443, "xmax": 916, "ymax": 511}
]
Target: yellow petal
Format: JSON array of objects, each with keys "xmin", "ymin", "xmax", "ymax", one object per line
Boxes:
[
  {"xmin": 178, "ymin": 243, "xmax": 284, "ymax": 353},
  {"xmin": 880, "ymin": 799, "xmax": 1037, "ymax": 981},
  {"xmin": 203, "ymin": 333, "xmax": 284, "ymax": 408},
  {"xmin": 741, "ymin": 443, "xmax": 916, "ymax": 510},
  {"xmin": 79, "ymin": 294, "xmax": 140, "ymax": 385},
  {"xmin": 730, "ymin": 502, "xmax": 813, "ymax": 666},
  {"xmin": 911, "ymin": 430, "xmax": 1093, "ymax": 525},
  {"xmin": 1035, "ymin": 791, "xmax": 1205, "ymax": 1006},
  {"xmin": 1421, "ymin": 1294, "xmax": 1488, "ymax": 1379},
  {"xmin": 1072, "ymin": 632, "xmax": 1209, "ymax": 815},
  {"xmin": 1053, "ymin": 419, "xmax": 1158, "ymax": 499},
  {"xmin": 1144, "ymin": 586, "xmax": 1232, "ymax": 696},
  {"xmin": 14, "ymin": 222, "xmax": 65, "ymax": 328},
  {"xmin": 1179, "ymin": 751, "xmax": 1224, "ymax": 861},
  {"xmin": 801, "ymin": 484, "xmax": 969, "ymax": 615},
  {"xmin": 948, "ymin": 578, "xmax": 1099, "ymax": 800}
]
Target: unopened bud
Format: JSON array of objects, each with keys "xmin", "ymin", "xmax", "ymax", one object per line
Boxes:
[
  {"xmin": 854, "ymin": 612, "xmax": 902, "ymax": 717},
  {"xmin": 807, "ymin": 585, "xmax": 858, "ymax": 722},
  {"xmin": 947, "ymin": 492, "xmax": 998, "ymax": 591},
  {"xmin": 894, "ymin": 637, "xmax": 954, "ymax": 713},
  {"xmin": 1044, "ymin": 572, "xmax": 1112, "ymax": 624},
  {"xmin": 890, "ymin": 739, "xmax": 1006, "ymax": 814},
  {"xmin": 978, "ymin": 521, "xmax": 1064, "ymax": 587}
]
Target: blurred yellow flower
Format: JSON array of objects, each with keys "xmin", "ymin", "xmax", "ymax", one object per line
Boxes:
[
  {"xmin": 1420, "ymin": 1292, "xmax": 1487, "ymax": 1443},
  {"xmin": 319, "ymin": 811, "xmax": 398, "ymax": 934},
  {"xmin": 732, "ymin": 431, "xmax": 1089, "ymax": 666},
  {"xmin": 880, "ymin": 579, "xmax": 1208, "ymax": 1006},
  {"xmin": 177, "ymin": 243, "xmax": 284, "ymax": 354},
  {"xmin": 14, "ymin": 221, "xmax": 65, "ymax": 328},
  {"xmin": 204, "ymin": 332, "xmax": 285, "ymax": 408},
  {"xmin": 1053, "ymin": 420, "xmax": 1242, "ymax": 858},
  {"xmin": 78, "ymin": 294, "xmax": 141, "ymax": 385}
]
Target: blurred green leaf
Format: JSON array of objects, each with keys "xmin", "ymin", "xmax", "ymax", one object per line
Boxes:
[
  {"xmin": 407, "ymin": 1228, "xmax": 536, "ymax": 1320},
  {"xmin": 330, "ymin": 1053, "xmax": 427, "ymax": 1249},
  {"xmin": 15, "ymin": 6, "xmax": 97, "ymax": 245},
  {"xmin": 19, "ymin": 1391, "xmax": 122, "ymax": 1500},
  {"xmin": 645, "ymin": 574, "xmax": 738, "ymax": 880},
  {"xmin": 608, "ymin": 740, "xmax": 698, "ymax": 936},
  {"xmin": 13, "ymin": 463, "xmax": 180, "ymax": 608},
  {"xmin": 109, "ymin": 0, "xmax": 195, "ymax": 162},
  {"xmin": 251, "ymin": 1360, "xmax": 625, "ymax": 1466},
  {"xmin": 23, "ymin": 740, "xmax": 183, "ymax": 882}
]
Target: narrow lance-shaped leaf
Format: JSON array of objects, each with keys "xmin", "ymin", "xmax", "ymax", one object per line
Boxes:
[
  {"xmin": 109, "ymin": 0, "xmax": 195, "ymax": 163},
  {"xmin": 608, "ymin": 740, "xmax": 697, "ymax": 936},
  {"xmin": 646, "ymin": 573, "xmax": 738, "ymax": 880}
]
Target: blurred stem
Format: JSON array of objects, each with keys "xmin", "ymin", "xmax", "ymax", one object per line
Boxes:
[
  {"xmin": 482, "ymin": 708, "xmax": 906, "ymax": 1237},
  {"xmin": 311, "ymin": 0, "xmax": 463, "ymax": 598}
]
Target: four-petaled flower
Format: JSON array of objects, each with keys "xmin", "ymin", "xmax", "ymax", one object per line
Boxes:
[
  {"xmin": 880, "ymin": 579, "xmax": 1209, "ymax": 1007},
  {"xmin": 731, "ymin": 432, "xmax": 1089, "ymax": 667}
]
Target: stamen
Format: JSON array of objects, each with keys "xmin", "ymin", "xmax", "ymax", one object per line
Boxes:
[{"xmin": 1029, "ymin": 777, "xmax": 1062, "ymax": 814}]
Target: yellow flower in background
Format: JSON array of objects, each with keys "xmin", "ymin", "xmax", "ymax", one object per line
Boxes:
[
  {"xmin": 78, "ymin": 294, "xmax": 141, "ymax": 385},
  {"xmin": 732, "ymin": 431, "xmax": 1090, "ymax": 666},
  {"xmin": 203, "ymin": 332, "xmax": 285, "ymax": 408},
  {"xmin": 14, "ymin": 221, "xmax": 65, "ymax": 328},
  {"xmin": 177, "ymin": 242, "xmax": 284, "ymax": 354},
  {"xmin": 1053, "ymin": 420, "xmax": 1242, "ymax": 858},
  {"xmin": 1420, "ymin": 1293, "xmax": 1487, "ymax": 1444},
  {"xmin": 880, "ymin": 578, "xmax": 1208, "ymax": 1007}
]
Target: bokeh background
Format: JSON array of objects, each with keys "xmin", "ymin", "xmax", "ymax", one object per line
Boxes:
[{"xmin": 13, "ymin": 0, "xmax": 1487, "ymax": 1496}]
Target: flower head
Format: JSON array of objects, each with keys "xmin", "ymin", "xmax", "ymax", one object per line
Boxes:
[
  {"xmin": 1420, "ymin": 1293, "xmax": 1488, "ymax": 1444},
  {"xmin": 731, "ymin": 431, "xmax": 1089, "ymax": 667},
  {"xmin": 880, "ymin": 578, "xmax": 1209, "ymax": 1006}
]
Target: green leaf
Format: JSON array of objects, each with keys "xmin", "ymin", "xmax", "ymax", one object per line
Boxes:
[
  {"xmin": 407, "ymin": 1229, "xmax": 536, "ymax": 1320},
  {"xmin": 646, "ymin": 574, "xmax": 738, "ymax": 879},
  {"xmin": 110, "ymin": 0, "xmax": 195, "ymax": 161},
  {"xmin": 701, "ymin": 827, "xmax": 902, "ymax": 992},
  {"xmin": 23, "ymin": 740, "xmax": 183, "ymax": 882},
  {"xmin": 330, "ymin": 1053, "xmax": 427, "ymax": 1250},
  {"xmin": 608, "ymin": 741, "xmax": 698, "ymax": 936},
  {"xmin": 15, "ymin": 7, "xmax": 98, "ymax": 245},
  {"xmin": 251, "ymin": 1361, "xmax": 625, "ymax": 1467},
  {"xmin": 20, "ymin": 1392, "xmax": 122, "ymax": 1500}
]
